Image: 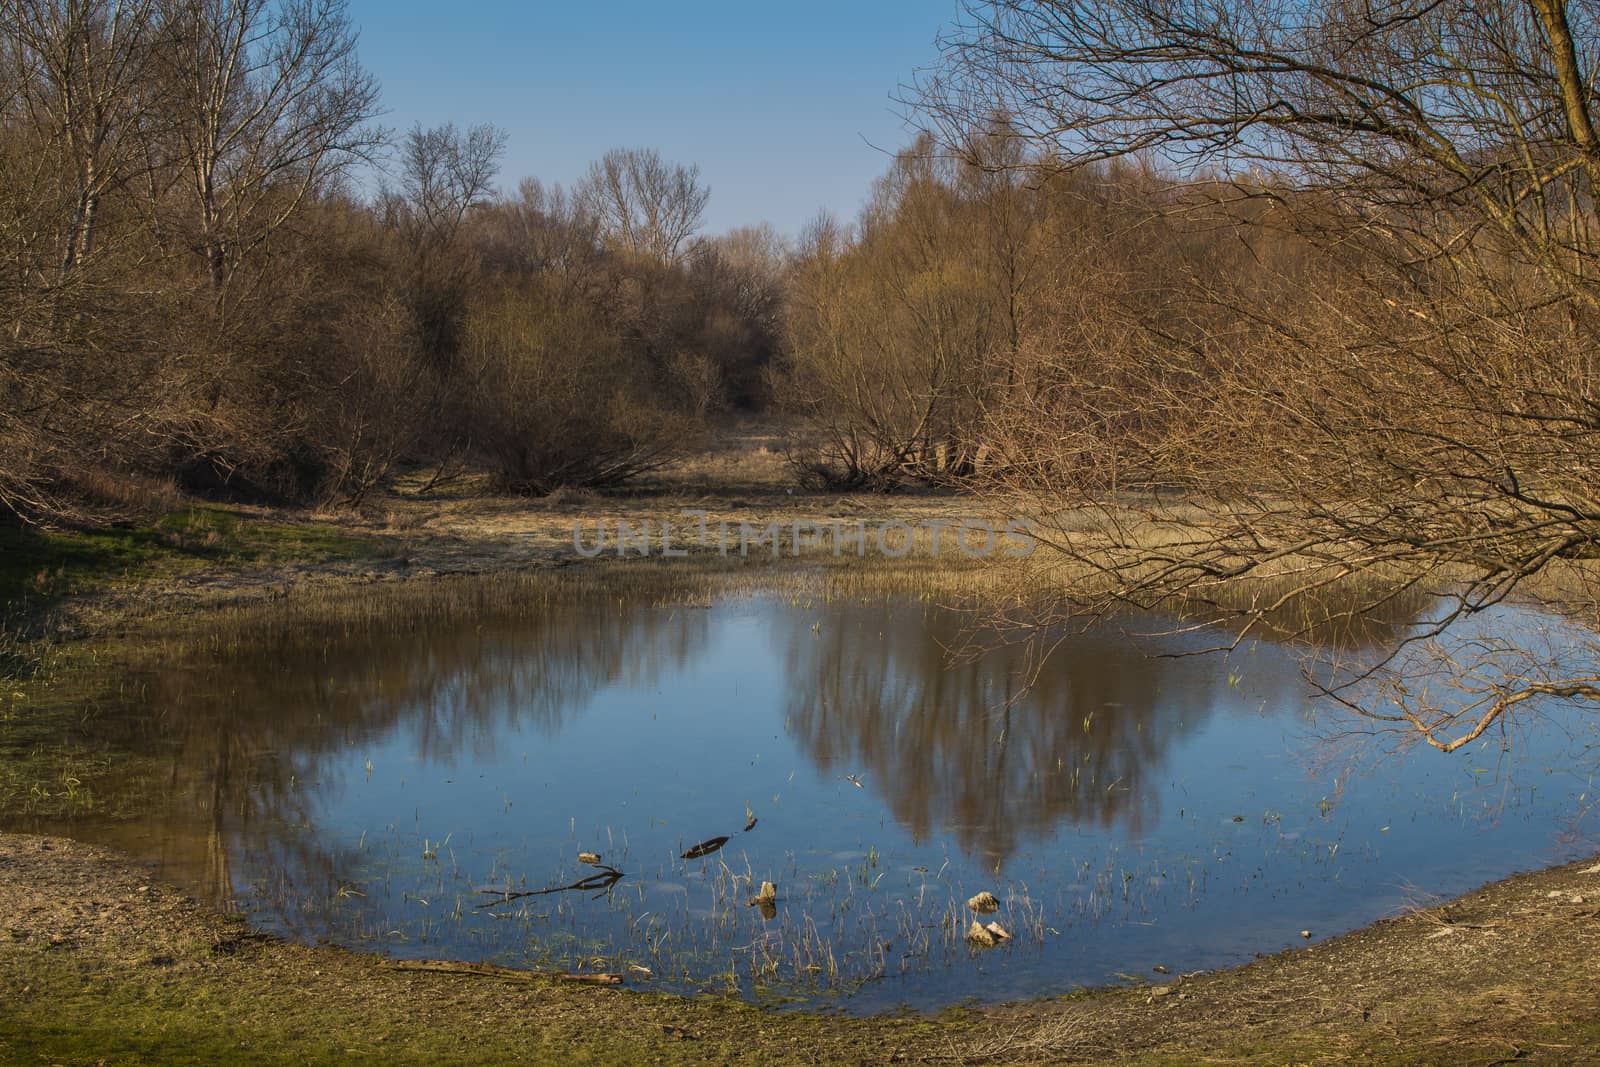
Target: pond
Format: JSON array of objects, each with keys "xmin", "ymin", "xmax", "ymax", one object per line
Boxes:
[{"xmin": 15, "ymin": 577, "xmax": 1600, "ymax": 1013}]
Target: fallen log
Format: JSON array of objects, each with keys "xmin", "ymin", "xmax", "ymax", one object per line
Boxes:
[{"xmin": 387, "ymin": 959, "xmax": 624, "ymax": 985}]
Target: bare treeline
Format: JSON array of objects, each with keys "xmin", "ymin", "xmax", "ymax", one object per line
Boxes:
[{"xmin": 0, "ymin": 1, "xmax": 783, "ymax": 521}]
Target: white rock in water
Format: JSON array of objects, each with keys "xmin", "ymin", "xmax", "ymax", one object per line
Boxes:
[
  {"xmin": 967, "ymin": 920, "xmax": 998, "ymax": 947},
  {"xmin": 967, "ymin": 891, "xmax": 1000, "ymax": 914}
]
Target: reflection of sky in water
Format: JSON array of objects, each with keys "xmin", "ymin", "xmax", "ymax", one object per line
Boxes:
[{"xmin": 49, "ymin": 594, "xmax": 1600, "ymax": 1012}]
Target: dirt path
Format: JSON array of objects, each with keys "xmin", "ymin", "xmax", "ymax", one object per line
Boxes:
[{"xmin": 3, "ymin": 831, "xmax": 1597, "ymax": 1065}]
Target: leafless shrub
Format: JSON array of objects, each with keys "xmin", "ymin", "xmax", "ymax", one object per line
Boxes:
[{"xmin": 458, "ymin": 282, "xmax": 685, "ymax": 494}]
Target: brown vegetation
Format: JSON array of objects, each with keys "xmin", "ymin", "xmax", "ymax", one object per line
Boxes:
[{"xmin": 0, "ymin": 4, "xmax": 781, "ymax": 524}]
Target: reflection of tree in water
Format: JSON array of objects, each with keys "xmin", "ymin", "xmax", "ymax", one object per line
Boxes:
[
  {"xmin": 779, "ymin": 588, "xmax": 1431, "ymax": 868},
  {"xmin": 82, "ymin": 599, "xmax": 709, "ymax": 908},
  {"xmin": 781, "ymin": 600, "xmax": 1231, "ymax": 867},
  {"xmin": 59, "ymin": 579, "xmax": 1442, "ymax": 905}
]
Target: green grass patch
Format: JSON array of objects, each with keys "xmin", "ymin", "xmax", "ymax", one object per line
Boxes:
[
  {"xmin": 0, "ymin": 643, "xmax": 174, "ymax": 822},
  {"xmin": 0, "ymin": 506, "xmax": 378, "ymax": 621},
  {"xmin": 153, "ymin": 505, "xmax": 375, "ymax": 565},
  {"xmin": 0, "ymin": 949, "xmax": 888, "ymax": 1066}
]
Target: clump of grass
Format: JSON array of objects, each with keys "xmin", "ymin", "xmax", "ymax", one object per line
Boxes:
[{"xmin": 0, "ymin": 506, "xmax": 379, "ymax": 631}]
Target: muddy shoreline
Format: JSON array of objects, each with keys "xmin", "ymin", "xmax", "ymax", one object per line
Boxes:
[
  {"xmin": 3, "ymin": 830, "xmax": 1597, "ymax": 1064},
  {"xmin": 4, "ymin": 481, "xmax": 1600, "ymax": 1063}
]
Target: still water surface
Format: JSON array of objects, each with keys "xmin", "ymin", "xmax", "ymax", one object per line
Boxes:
[{"xmin": 39, "ymin": 588, "xmax": 1600, "ymax": 1012}]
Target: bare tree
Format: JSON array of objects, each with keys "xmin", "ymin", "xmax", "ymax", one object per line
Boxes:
[
  {"xmin": 2, "ymin": 0, "xmax": 162, "ymax": 272},
  {"xmin": 386, "ymin": 121, "xmax": 504, "ymax": 373},
  {"xmin": 0, "ymin": 1, "xmax": 181, "ymax": 524},
  {"xmin": 396, "ymin": 121, "xmax": 505, "ymax": 246},
  {"xmin": 459, "ymin": 278, "xmax": 684, "ymax": 493},
  {"xmin": 781, "ymin": 138, "xmax": 1038, "ymax": 488},
  {"xmin": 154, "ymin": 0, "xmax": 382, "ymax": 295},
  {"xmin": 912, "ymin": 0, "xmax": 1600, "ymax": 750},
  {"xmin": 578, "ymin": 146, "xmax": 709, "ymax": 264}
]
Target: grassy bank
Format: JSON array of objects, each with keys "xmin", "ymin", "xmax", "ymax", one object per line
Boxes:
[{"xmin": 0, "ymin": 505, "xmax": 378, "ymax": 614}]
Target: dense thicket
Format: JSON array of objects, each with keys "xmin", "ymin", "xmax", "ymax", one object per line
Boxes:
[
  {"xmin": 781, "ymin": 129, "xmax": 1217, "ymax": 491},
  {"xmin": 0, "ymin": 1, "xmax": 780, "ymax": 522}
]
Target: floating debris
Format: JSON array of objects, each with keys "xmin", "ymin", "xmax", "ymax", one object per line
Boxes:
[
  {"xmin": 681, "ymin": 836, "xmax": 730, "ymax": 860},
  {"xmin": 967, "ymin": 891, "xmax": 1000, "ymax": 915},
  {"xmin": 985, "ymin": 921, "xmax": 1011, "ymax": 941},
  {"xmin": 578, "ymin": 852, "xmax": 602, "ymax": 866}
]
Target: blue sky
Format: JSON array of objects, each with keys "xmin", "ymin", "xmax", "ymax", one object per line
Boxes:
[{"xmin": 346, "ymin": 0, "xmax": 964, "ymax": 238}]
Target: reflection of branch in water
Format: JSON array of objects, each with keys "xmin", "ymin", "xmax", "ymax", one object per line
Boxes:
[
  {"xmin": 1313, "ymin": 613, "xmax": 1600, "ymax": 754},
  {"xmin": 681, "ymin": 835, "xmax": 730, "ymax": 859},
  {"xmin": 474, "ymin": 866, "xmax": 624, "ymax": 908}
]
